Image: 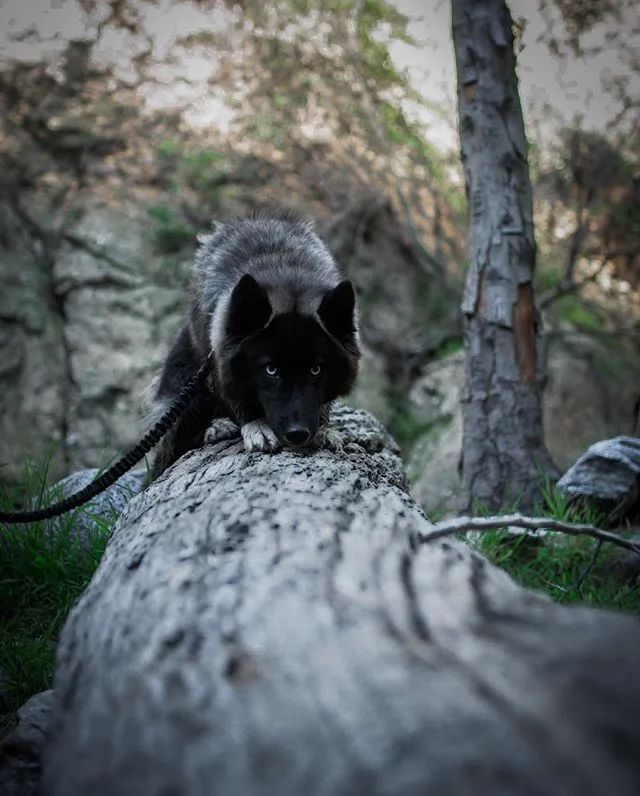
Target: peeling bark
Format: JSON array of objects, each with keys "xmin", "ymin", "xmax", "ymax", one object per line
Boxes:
[
  {"xmin": 452, "ymin": 0, "xmax": 556, "ymax": 510},
  {"xmin": 41, "ymin": 407, "xmax": 640, "ymax": 796},
  {"xmin": 514, "ymin": 282, "xmax": 536, "ymax": 384}
]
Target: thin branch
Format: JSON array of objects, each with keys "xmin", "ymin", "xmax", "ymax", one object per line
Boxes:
[
  {"xmin": 419, "ymin": 514, "xmax": 640, "ymax": 555},
  {"xmin": 573, "ymin": 539, "xmax": 604, "ymax": 596},
  {"xmin": 564, "ymin": 200, "xmax": 589, "ymax": 285}
]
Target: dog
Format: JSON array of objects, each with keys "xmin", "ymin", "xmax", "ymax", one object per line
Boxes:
[{"xmin": 148, "ymin": 214, "xmax": 361, "ymax": 477}]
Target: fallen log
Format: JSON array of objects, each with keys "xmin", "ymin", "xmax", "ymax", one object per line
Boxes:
[{"xmin": 42, "ymin": 407, "xmax": 640, "ymax": 796}]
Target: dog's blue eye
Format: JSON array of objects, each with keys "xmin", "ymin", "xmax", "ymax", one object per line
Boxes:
[
  {"xmin": 266, "ymin": 364, "xmax": 278, "ymax": 377},
  {"xmin": 310, "ymin": 365, "xmax": 321, "ymax": 376}
]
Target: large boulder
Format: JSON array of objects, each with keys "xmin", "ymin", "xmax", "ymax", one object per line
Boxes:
[
  {"xmin": 406, "ymin": 351, "xmax": 465, "ymax": 514},
  {"xmin": 346, "ymin": 344, "xmax": 393, "ymax": 425},
  {"xmin": 557, "ymin": 437, "xmax": 640, "ymax": 518}
]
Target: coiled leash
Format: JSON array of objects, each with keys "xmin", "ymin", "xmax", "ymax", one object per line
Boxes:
[{"xmin": 0, "ymin": 358, "xmax": 211, "ymax": 525}]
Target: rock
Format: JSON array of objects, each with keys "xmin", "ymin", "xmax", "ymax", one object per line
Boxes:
[
  {"xmin": 407, "ymin": 338, "xmax": 640, "ymax": 514},
  {"xmin": 543, "ymin": 334, "xmax": 640, "ymax": 472},
  {"xmin": 46, "ymin": 467, "xmax": 148, "ymax": 542},
  {"xmin": 346, "ymin": 344, "xmax": 393, "ymax": 424},
  {"xmin": 325, "ymin": 201, "xmax": 460, "ymax": 377},
  {"xmin": 0, "ymin": 690, "xmax": 54, "ymax": 796},
  {"xmin": 57, "ymin": 207, "xmax": 188, "ymax": 476},
  {"xmin": 0, "ymin": 201, "xmax": 67, "ymax": 481},
  {"xmin": 406, "ymin": 351, "xmax": 464, "ymax": 514},
  {"xmin": 0, "ymin": 200, "xmax": 187, "ymax": 484},
  {"xmin": 600, "ymin": 530, "xmax": 640, "ymax": 585},
  {"xmin": 557, "ymin": 437, "xmax": 640, "ymax": 518}
]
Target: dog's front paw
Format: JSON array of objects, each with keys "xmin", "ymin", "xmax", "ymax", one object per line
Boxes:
[
  {"xmin": 241, "ymin": 420, "xmax": 280, "ymax": 453},
  {"xmin": 316, "ymin": 426, "xmax": 344, "ymax": 452},
  {"xmin": 204, "ymin": 418, "xmax": 240, "ymax": 446}
]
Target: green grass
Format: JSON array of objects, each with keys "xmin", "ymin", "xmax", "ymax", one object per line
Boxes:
[
  {"xmin": 0, "ymin": 460, "xmax": 115, "ymax": 737},
  {"xmin": 465, "ymin": 480, "xmax": 640, "ymax": 612},
  {"xmin": 1, "ymin": 456, "xmax": 638, "ymax": 743}
]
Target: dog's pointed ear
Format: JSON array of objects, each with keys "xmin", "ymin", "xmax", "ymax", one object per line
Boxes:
[
  {"xmin": 226, "ymin": 274, "xmax": 271, "ymax": 339},
  {"xmin": 318, "ymin": 280, "xmax": 356, "ymax": 341}
]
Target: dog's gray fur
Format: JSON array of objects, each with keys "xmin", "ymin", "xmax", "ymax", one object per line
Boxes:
[
  {"xmin": 148, "ymin": 213, "xmax": 360, "ymax": 477},
  {"xmin": 190, "ymin": 216, "xmax": 343, "ymax": 358}
]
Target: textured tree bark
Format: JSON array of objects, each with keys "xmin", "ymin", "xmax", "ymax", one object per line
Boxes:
[
  {"xmin": 41, "ymin": 407, "xmax": 640, "ymax": 796},
  {"xmin": 452, "ymin": 0, "xmax": 557, "ymax": 511}
]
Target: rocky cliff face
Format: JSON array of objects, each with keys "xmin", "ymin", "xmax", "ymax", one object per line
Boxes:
[
  {"xmin": 0, "ymin": 199, "xmax": 187, "ymax": 481},
  {"xmin": 0, "ymin": 196, "xmax": 461, "ymax": 482},
  {"xmin": 3, "ymin": 182, "xmax": 637, "ymax": 504},
  {"xmin": 1, "ymin": 33, "xmax": 637, "ymax": 499},
  {"xmin": 0, "ymin": 41, "xmax": 463, "ymax": 483}
]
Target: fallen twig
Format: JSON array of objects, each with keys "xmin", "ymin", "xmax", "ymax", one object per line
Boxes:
[{"xmin": 420, "ymin": 514, "xmax": 640, "ymax": 555}]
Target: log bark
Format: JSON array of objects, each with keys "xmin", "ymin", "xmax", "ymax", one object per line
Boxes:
[
  {"xmin": 452, "ymin": 0, "xmax": 557, "ymax": 510},
  {"xmin": 42, "ymin": 407, "xmax": 640, "ymax": 796}
]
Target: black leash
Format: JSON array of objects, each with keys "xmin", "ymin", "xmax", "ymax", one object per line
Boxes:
[{"xmin": 0, "ymin": 359, "xmax": 211, "ymax": 525}]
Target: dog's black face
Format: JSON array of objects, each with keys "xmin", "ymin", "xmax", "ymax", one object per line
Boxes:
[
  {"xmin": 247, "ymin": 313, "xmax": 353, "ymax": 446},
  {"xmin": 224, "ymin": 275, "xmax": 359, "ymax": 447}
]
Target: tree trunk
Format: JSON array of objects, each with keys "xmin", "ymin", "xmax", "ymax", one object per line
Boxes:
[
  {"xmin": 451, "ymin": 0, "xmax": 556, "ymax": 511},
  {"xmin": 42, "ymin": 407, "xmax": 640, "ymax": 796}
]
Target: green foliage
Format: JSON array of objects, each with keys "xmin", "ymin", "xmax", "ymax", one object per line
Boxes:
[
  {"xmin": 148, "ymin": 204, "xmax": 193, "ymax": 254},
  {"xmin": 468, "ymin": 480, "xmax": 640, "ymax": 612},
  {"xmin": 392, "ymin": 409, "xmax": 433, "ymax": 449},
  {"xmin": 557, "ymin": 295, "xmax": 604, "ymax": 332},
  {"xmin": 235, "ymin": 0, "xmax": 453, "ymax": 190},
  {"xmin": 0, "ymin": 459, "xmax": 113, "ymax": 736},
  {"xmin": 444, "ymin": 184, "xmax": 467, "ymax": 220},
  {"xmin": 155, "ymin": 144, "xmax": 230, "ymax": 219},
  {"xmin": 536, "ymin": 265, "xmax": 564, "ymax": 293},
  {"xmin": 379, "ymin": 101, "xmax": 446, "ymax": 182},
  {"xmin": 157, "ymin": 138, "xmax": 180, "ymax": 159},
  {"xmin": 434, "ymin": 337, "xmax": 463, "ymax": 359},
  {"xmin": 356, "ymin": 0, "xmax": 414, "ymax": 89},
  {"xmin": 392, "ymin": 408, "xmax": 451, "ymax": 450},
  {"xmin": 181, "ymin": 150, "xmax": 225, "ymax": 191}
]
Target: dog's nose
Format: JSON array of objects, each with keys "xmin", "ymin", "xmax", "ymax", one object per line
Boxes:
[{"xmin": 285, "ymin": 427, "xmax": 311, "ymax": 446}]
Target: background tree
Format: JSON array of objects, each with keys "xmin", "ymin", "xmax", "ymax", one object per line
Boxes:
[{"xmin": 451, "ymin": 0, "xmax": 557, "ymax": 511}]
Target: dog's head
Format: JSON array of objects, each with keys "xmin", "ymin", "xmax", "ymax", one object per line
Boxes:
[{"xmin": 221, "ymin": 274, "xmax": 360, "ymax": 447}]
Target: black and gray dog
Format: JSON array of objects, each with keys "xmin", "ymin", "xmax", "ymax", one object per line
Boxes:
[{"xmin": 148, "ymin": 214, "xmax": 361, "ymax": 477}]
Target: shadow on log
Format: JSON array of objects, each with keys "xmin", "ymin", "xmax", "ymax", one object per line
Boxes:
[{"xmin": 42, "ymin": 407, "xmax": 640, "ymax": 795}]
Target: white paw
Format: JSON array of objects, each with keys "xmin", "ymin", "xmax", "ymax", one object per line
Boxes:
[
  {"xmin": 316, "ymin": 427, "xmax": 344, "ymax": 452},
  {"xmin": 241, "ymin": 420, "xmax": 280, "ymax": 453},
  {"xmin": 204, "ymin": 418, "xmax": 240, "ymax": 445}
]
